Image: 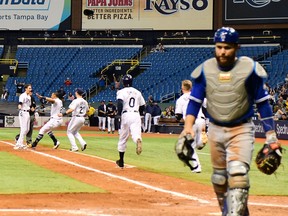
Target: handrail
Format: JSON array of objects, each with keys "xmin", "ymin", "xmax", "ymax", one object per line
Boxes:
[
  {"xmin": 157, "ymin": 35, "xmax": 281, "ymax": 42},
  {"xmin": 161, "ymin": 92, "xmax": 176, "ymax": 103},
  {"xmin": 0, "ymin": 59, "xmax": 18, "ymax": 64},
  {"xmin": 100, "ymin": 59, "xmax": 139, "ymax": 75},
  {"xmin": 0, "ymin": 58, "xmax": 18, "ymax": 74},
  {"xmin": 17, "ymin": 37, "xmax": 143, "ymax": 42}
]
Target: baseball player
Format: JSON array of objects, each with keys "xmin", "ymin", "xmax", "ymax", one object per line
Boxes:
[
  {"xmin": 175, "ymin": 80, "xmax": 208, "ymax": 173},
  {"xmin": 98, "ymin": 100, "xmax": 106, "ymax": 131},
  {"xmin": 59, "ymin": 88, "xmax": 88, "ymax": 152},
  {"xmin": 116, "ymin": 74, "xmax": 146, "ymax": 168},
  {"xmin": 14, "ymin": 84, "xmax": 32, "ymax": 150},
  {"xmin": 151, "ymin": 102, "xmax": 162, "ymax": 133},
  {"xmin": 15, "ymin": 90, "xmax": 37, "ymax": 145},
  {"xmin": 144, "ymin": 100, "xmax": 153, "ymax": 133},
  {"xmin": 29, "ymin": 92, "xmax": 63, "ymax": 149},
  {"xmin": 181, "ymin": 27, "xmax": 278, "ymax": 215},
  {"xmin": 106, "ymin": 100, "xmax": 117, "ymax": 134}
]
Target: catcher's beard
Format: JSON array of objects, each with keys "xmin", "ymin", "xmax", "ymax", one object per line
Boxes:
[{"xmin": 215, "ymin": 53, "xmax": 236, "ymax": 68}]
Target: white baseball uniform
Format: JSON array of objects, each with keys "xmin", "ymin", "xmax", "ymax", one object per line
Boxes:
[
  {"xmin": 67, "ymin": 97, "xmax": 89, "ymax": 151},
  {"xmin": 15, "ymin": 92, "xmax": 31, "ymax": 149},
  {"xmin": 31, "ymin": 96, "xmax": 63, "ymax": 148},
  {"xmin": 39, "ymin": 98, "xmax": 63, "ymax": 134},
  {"xmin": 175, "ymin": 93, "xmax": 207, "ymax": 172},
  {"xmin": 116, "ymin": 86, "xmax": 145, "ymax": 152}
]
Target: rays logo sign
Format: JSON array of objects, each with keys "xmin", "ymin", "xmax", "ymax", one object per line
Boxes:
[
  {"xmin": 225, "ymin": 0, "xmax": 287, "ymax": 23},
  {"xmin": 233, "ymin": 0, "xmax": 281, "ymax": 8},
  {"xmin": 144, "ymin": 0, "xmax": 208, "ymax": 15}
]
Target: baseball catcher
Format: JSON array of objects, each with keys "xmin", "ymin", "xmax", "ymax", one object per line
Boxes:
[
  {"xmin": 255, "ymin": 132, "xmax": 283, "ymax": 175},
  {"xmin": 175, "ymin": 133, "xmax": 199, "ymax": 171}
]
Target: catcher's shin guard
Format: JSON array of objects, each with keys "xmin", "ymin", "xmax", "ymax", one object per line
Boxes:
[
  {"xmin": 226, "ymin": 188, "xmax": 249, "ymax": 216},
  {"xmin": 211, "ymin": 169, "xmax": 228, "ymax": 213}
]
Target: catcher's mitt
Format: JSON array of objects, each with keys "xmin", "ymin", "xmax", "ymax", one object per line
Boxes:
[
  {"xmin": 175, "ymin": 134, "xmax": 198, "ymax": 171},
  {"xmin": 255, "ymin": 143, "xmax": 282, "ymax": 175}
]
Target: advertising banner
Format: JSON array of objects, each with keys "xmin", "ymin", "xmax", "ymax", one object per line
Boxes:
[
  {"xmin": 0, "ymin": 0, "xmax": 71, "ymax": 30},
  {"xmin": 82, "ymin": 0, "xmax": 213, "ymax": 30},
  {"xmin": 254, "ymin": 120, "xmax": 288, "ymax": 140},
  {"xmin": 224, "ymin": 0, "xmax": 288, "ymax": 24},
  {"xmin": 4, "ymin": 116, "xmax": 88, "ymax": 128},
  {"xmin": 0, "ymin": 115, "xmax": 4, "ymax": 127}
]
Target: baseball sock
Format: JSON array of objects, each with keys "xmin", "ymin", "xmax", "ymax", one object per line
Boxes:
[
  {"xmin": 48, "ymin": 131, "xmax": 57, "ymax": 144},
  {"xmin": 119, "ymin": 152, "xmax": 124, "ymax": 162},
  {"xmin": 33, "ymin": 134, "xmax": 44, "ymax": 147}
]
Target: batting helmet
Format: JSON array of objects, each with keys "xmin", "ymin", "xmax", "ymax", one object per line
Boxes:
[
  {"xmin": 122, "ymin": 74, "xmax": 133, "ymax": 87},
  {"xmin": 214, "ymin": 27, "xmax": 239, "ymax": 44}
]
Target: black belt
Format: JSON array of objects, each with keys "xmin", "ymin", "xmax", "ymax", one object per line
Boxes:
[
  {"xmin": 123, "ymin": 110, "xmax": 138, "ymax": 114},
  {"xmin": 212, "ymin": 119, "xmax": 251, "ymax": 127},
  {"xmin": 21, "ymin": 110, "xmax": 30, "ymax": 112},
  {"xmin": 74, "ymin": 115, "xmax": 83, "ymax": 117}
]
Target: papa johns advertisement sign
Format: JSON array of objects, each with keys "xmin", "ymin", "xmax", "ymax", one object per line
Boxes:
[{"xmin": 82, "ymin": 0, "xmax": 213, "ymax": 30}]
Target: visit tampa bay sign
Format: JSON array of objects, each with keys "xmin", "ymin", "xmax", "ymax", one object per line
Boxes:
[{"xmin": 0, "ymin": 0, "xmax": 71, "ymax": 30}]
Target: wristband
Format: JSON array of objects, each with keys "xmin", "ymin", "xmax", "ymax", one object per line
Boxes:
[{"xmin": 265, "ymin": 132, "xmax": 278, "ymax": 145}]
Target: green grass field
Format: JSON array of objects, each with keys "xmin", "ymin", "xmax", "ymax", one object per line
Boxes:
[{"xmin": 1, "ymin": 128, "xmax": 287, "ymax": 196}]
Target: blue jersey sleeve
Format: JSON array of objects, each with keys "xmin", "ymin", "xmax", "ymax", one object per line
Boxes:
[
  {"xmin": 186, "ymin": 71, "xmax": 206, "ymax": 117},
  {"xmin": 246, "ymin": 69, "xmax": 274, "ymax": 132}
]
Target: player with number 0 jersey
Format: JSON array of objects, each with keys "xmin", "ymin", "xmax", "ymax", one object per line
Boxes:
[{"xmin": 116, "ymin": 74, "xmax": 146, "ymax": 168}]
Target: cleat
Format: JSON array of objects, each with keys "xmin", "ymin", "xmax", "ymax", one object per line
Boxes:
[
  {"xmin": 14, "ymin": 145, "xmax": 27, "ymax": 150},
  {"xmin": 116, "ymin": 160, "xmax": 124, "ymax": 168},
  {"xmin": 81, "ymin": 144, "xmax": 87, "ymax": 151},
  {"xmin": 136, "ymin": 139, "xmax": 142, "ymax": 155},
  {"xmin": 70, "ymin": 148, "xmax": 79, "ymax": 152},
  {"xmin": 13, "ymin": 145, "xmax": 21, "ymax": 150},
  {"xmin": 192, "ymin": 169, "xmax": 202, "ymax": 173},
  {"xmin": 53, "ymin": 141, "xmax": 60, "ymax": 149},
  {"xmin": 27, "ymin": 144, "xmax": 33, "ymax": 148},
  {"xmin": 31, "ymin": 142, "xmax": 37, "ymax": 148}
]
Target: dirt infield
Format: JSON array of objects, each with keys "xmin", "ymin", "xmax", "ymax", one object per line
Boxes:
[{"xmin": 1, "ymin": 130, "xmax": 288, "ymax": 216}]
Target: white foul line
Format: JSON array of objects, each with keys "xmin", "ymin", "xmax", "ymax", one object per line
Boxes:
[
  {"xmin": 2, "ymin": 141, "xmax": 288, "ymax": 209},
  {"xmin": 1, "ymin": 141, "xmax": 209, "ymax": 204},
  {"xmin": 0, "ymin": 208, "xmax": 110, "ymax": 216}
]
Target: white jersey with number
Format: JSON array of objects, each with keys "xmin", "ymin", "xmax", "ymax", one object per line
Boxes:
[
  {"xmin": 116, "ymin": 86, "xmax": 145, "ymax": 152},
  {"xmin": 50, "ymin": 98, "xmax": 63, "ymax": 119},
  {"xmin": 116, "ymin": 87, "xmax": 145, "ymax": 112},
  {"xmin": 19, "ymin": 92, "xmax": 31, "ymax": 110},
  {"xmin": 69, "ymin": 98, "xmax": 89, "ymax": 117},
  {"xmin": 67, "ymin": 97, "xmax": 89, "ymax": 151}
]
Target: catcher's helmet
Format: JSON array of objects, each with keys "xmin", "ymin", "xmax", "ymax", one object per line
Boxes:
[
  {"xmin": 214, "ymin": 27, "xmax": 239, "ymax": 44},
  {"xmin": 122, "ymin": 74, "xmax": 133, "ymax": 87}
]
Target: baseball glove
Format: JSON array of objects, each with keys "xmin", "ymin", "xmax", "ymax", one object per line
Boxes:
[
  {"xmin": 255, "ymin": 143, "xmax": 282, "ymax": 175},
  {"xmin": 175, "ymin": 134, "xmax": 198, "ymax": 171},
  {"xmin": 197, "ymin": 131, "xmax": 208, "ymax": 150}
]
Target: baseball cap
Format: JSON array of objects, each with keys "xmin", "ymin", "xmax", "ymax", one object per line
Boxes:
[
  {"xmin": 75, "ymin": 88, "xmax": 84, "ymax": 95},
  {"xmin": 109, "ymin": 100, "xmax": 113, "ymax": 102}
]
